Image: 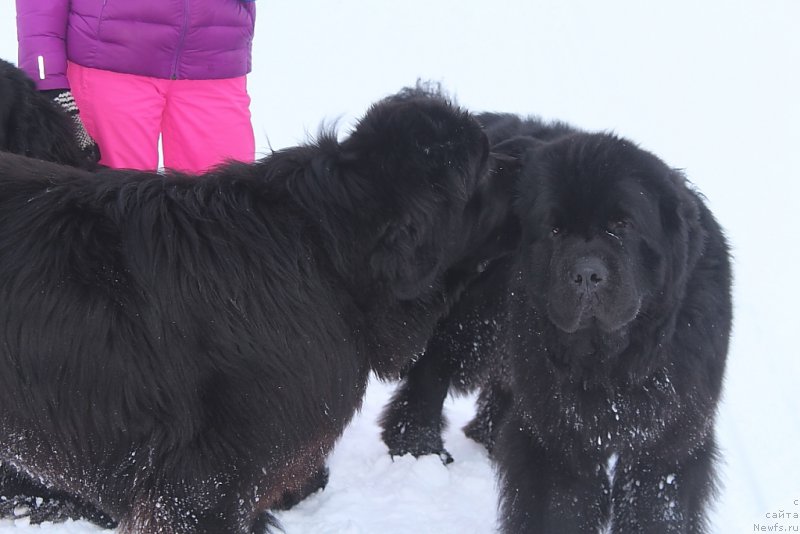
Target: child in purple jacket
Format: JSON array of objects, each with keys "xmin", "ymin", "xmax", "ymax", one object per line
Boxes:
[{"xmin": 16, "ymin": 0, "xmax": 257, "ymax": 173}]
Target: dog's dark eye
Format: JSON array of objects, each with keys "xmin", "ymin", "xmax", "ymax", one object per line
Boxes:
[{"xmin": 551, "ymin": 226, "xmax": 561, "ymax": 237}]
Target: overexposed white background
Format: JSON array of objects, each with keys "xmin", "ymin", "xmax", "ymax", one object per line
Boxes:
[{"xmin": 1, "ymin": 1, "xmax": 799, "ymax": 532}]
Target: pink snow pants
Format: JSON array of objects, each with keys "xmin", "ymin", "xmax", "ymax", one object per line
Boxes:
[{"xmin": 67, "ymin": 62, "xmax": 255, "ymax": 173}]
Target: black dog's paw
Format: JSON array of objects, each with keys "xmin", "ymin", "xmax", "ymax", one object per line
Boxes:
[
  {"xmin": 463, "ymin": 415, "xmax": 496, "ymax": 453},
  {"xmin": 381, "ymin": 417, "xmax": 454, "ymax": 465},
  {"xmin": 380, "ymin": 387, "xmax": 454, "ymax": 464},
  {"xmin": 272, "ymin": 466, "xmax": 329, "ymax": 511},
  {"xmin": 0, "ymin": 495, "xmax": 66, "ymax": 524},
  {"xmin": 0, "ymin": 494, "xmax": 115, "ymax": 528}
]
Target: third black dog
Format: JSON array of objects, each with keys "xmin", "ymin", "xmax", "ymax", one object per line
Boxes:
[
  {"xmin": 381, "ymin": 113, "xmax": 732, "ymax": 533},
  {"xmin": 0, "ymin": 58, "xmax": 93, "ymax": 168}
]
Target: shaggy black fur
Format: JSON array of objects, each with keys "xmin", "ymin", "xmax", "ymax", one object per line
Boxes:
[
  {"xmin": 0, "ymin": 90, "xmax": 503, "ymax": 533},
  {"xmin": 0, "ymin": 59, "xmax": 93, "ymax": 168},
  {"xmin": 381, "ymin": 114, "xmax": 732, "ymax": 533}
]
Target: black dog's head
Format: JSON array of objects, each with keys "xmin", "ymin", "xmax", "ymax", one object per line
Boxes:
[
  {"xmin": 346, "ymin": 88, "xmax": 493, "ymax": 300},
  {"xmin": 279, "ymin": 88, "xmax": 494, "ymax": 376},
  {"xmin": 290, "ymin": 88, "xmax": 490, "ymax": 302},
  {"xmin": 0, "ymin": 59, "xmax": 92, "ymax": 168},
  {"xmin": 515, "ymin": 133, "xmax": 705, "ymax": 335}
]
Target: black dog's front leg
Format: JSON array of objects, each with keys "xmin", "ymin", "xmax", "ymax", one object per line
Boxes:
[
  {"xmin": 494, "ymin": 415, "xmax": 611, "ymax": 534},
  {"xmin": 380, "ymin": 341, "xmax": 455, "ymax": 464},
  {"xmin": 462, "ymin": 378, "xmax": 512, "ymax": 453},
  {"xmin": 612, "ymin": 437, "xmax": 718, "ymax": 534},
  {"xmin": 380, "ymin": 257, "xmax": 512, "ymax": 464}
]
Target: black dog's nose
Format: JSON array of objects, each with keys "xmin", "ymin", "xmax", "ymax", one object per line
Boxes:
[{"xmin": 571, "ymin": 257, "xmax": 609, "ymax": 291}]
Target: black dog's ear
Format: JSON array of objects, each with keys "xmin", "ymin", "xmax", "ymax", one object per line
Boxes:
[
  {"xmin": 462, "ymin": 137, "xmax": 539, "ymax": 253},
  {"xmin": 444, "ymin": 136, "xmax": 537, "ymax": 283},
  {"xmin": 490, "ymin": 135, "xmax": 544, "ymax": 165},
  {"xmin": 370, "ymin": 212, "xmax": 442, "ymax": 300},
  {"xmin": 659, "ymin": 170, "xmax": 707, "ymax": 297},
  {"xmin": 660, "ymin": 171, "xmax": 702, "ymax": 243}
]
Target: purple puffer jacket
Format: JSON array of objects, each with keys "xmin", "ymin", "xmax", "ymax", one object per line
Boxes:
[{"xmin": 16, "ymin": 0, "xmax": 256, "ymax": 90}]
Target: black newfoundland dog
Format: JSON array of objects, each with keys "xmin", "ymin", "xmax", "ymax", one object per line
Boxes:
[
  {"xmin": 0, "ymin": 90, "xmax": 504, "ymax": 533},
  {"xmin": 381, "ymin": 113, "xmax": 732, "ymax": 533},
  {"xmin": 0, "ymin": 59, "xmax": 93, "ymax": 168}
]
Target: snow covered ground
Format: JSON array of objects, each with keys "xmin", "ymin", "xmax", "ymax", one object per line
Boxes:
[{"xmin": 1, "ymin": 1, "xmax": 799, "ymax": 532}]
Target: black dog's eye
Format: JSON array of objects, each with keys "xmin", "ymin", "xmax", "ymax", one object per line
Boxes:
[
  {"xmin": 551, "ymin": 226, "xmax": 561, "ymax": 237},
  {"xmin": 605, "ymin": 219, "xmax": 632, "ymax": 240},
  {"xmin": 607, "ymin": 219, "xmax": 629, "ymax": 233}
]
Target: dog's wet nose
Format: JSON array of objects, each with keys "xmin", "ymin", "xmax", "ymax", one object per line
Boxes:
[{"xmin": 571, "ymin": 257, "xmax": 608, "ymax": 291}]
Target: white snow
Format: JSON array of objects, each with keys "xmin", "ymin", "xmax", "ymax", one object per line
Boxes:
[{"xmin": 2, "ymin": 1, "xmax": 799, "ymax": 532}]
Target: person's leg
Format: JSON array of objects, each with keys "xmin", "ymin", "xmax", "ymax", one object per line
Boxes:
[
  {"xmin": 161, "ymin": 76, "xmax": 255, "ymax": 174},
  {"xmin": 67, "ymin": 62, "xmax": 164, "ymax": 170}
]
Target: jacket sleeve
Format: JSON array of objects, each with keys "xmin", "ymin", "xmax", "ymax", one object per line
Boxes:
[{"xmin": 16, "ymin": 0, "xmax": 71, "ymax": 90}]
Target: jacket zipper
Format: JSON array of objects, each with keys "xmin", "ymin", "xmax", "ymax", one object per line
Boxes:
[{"xmin": 171, "ymin": 0, "xmax": 190, "ymax": 79}]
